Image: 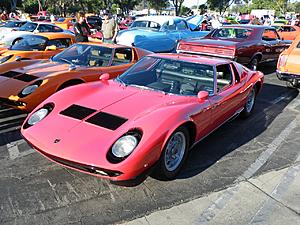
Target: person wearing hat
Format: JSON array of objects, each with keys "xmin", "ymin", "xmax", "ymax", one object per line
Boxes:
[
  {"xmin": 101, "ymin": 10, "xmax": 119, "ymax": 43},
  {"xmin": 74, "ymin": 12, "xmax": 91, "ymax": 42}
]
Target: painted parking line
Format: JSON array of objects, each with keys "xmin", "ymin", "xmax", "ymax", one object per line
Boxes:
[
  {"xmin": 249, "ymin": 154, "xmax": 300, "ymax": 225},
  {"xmin": 193, "ymin": 116, "xmax": 299, "ymax": 225},
  {"xmin": 7, "ymin": 140, "xmax": 35, "ymax": 160}
]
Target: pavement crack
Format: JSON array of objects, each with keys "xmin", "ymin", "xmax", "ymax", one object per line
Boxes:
[
  {"xmin": 144, "ymin": 216, "xmax": 151, "ymax": 225},
  {"xmin": 246, "ymin": 179, "xmax": 300, "ymax": 216}
]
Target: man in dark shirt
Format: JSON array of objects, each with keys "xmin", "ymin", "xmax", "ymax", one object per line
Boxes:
[{"xmin": 74, "ymin": 12, "xmax": 90, "ymax": 42}]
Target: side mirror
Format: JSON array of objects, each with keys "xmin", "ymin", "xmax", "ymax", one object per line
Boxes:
[
  {"xmin": 100, "ymin": 73, "xmax": 110, "ymax": 81},
  {"xmin": 33, "ymin": 30, "xmax": 39, "ymax": 34},
  {"xmin": 15, "ymin": 56, "xmax": 22, "ymax": 61},
  {"xmin": 197, "ymin": 91, "xmax": 209, "ymax": 102},
  {"xmin": 45, "ymin": 45, "xmax": 57, "ymax": 51}
]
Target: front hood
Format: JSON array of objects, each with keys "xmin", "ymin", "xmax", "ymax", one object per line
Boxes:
[
  {"xmin": 22, "ymin": 81, "xmax": 191, "ymax": 167},
  {"xmin": 10, "ymin": 61, "xmax": 70, "ymax": 78},
  {"xmin": 185, "ymin": 15, "xmax": 204, "ymax": 30},
  {"xmin": 117, "ymin": 28, "xmax": 163, "ymax": 46}
]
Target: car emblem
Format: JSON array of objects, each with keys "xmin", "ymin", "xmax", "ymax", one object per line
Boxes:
[{"xmin": 54, "ymin": 139, "xmax": 61, "ymax": 144}]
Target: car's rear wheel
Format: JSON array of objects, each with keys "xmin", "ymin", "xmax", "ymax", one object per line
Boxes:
[
  {"xmin": 249, "ymin": 56, "xmax": 259, "ymax": 71},
  {"xmin": 154, "ymin": 126, "xmax": 190, "ymax": 180},
  {"xmin": 241, "ymin": 86, "xmax": 256, "ymax": 118},
  {"xmin": 286, "ymin": 79, "xmax": 299, "ymax": 89}
]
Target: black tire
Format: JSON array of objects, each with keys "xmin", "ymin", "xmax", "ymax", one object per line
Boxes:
[
  {"xmin": 153, "ymin": 126, "xmax": 190, "ymax": 180},
  {"xmin": 286, "ymin": 79, "xmax": 299, "ymax": 89},
  {"xmin": 249, "ymin": 56, "xmax": 259, "ymax": 71},
  {"xmin": 240, "ymin": 86, "xmax": 257, "ymax": 118}
]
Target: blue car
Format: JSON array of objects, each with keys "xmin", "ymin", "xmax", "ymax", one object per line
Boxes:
[{"xmin": 116, "ymin": 16, "xmax": 209, "ymax": 53}]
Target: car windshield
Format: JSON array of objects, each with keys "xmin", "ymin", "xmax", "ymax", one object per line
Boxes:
[
  {"xmin": 5, "ymin": 21, "xmax": 22, "ymax": 28},
  {"xmin": 131, "ymin": 20, "xmax": 161, "ymax": 30},
  {"xmin": 212, "ymin": 28, "xmax": 252, "ymax": 39},
  {"xmin": 116, "ymin": 56, "xmax": 215, "ymax": 96},
  {"xmin": 19, "ymin": 22, "xmax": 38, "ymax": 32},
  {"xmin": 52, "ymin": 44, "xmax": 113, "ymax": 67},
  {"xmin": 10, "ymin": 35, "xmax": 47, "ymax": 51},
  {"xmin": 57, "ymin": 18, "xmax": 65, "ymax": 22}
]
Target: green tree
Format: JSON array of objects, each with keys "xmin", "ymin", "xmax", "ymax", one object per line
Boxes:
[
  {"xmin": 207, "ymin": 0, "xmax": 235, "ymax": 15},
  {"xmin": 171, "ymin": 0, "xmax": 184, "ymax": 16},
  {"xmin": 147, "ymin": 0, "xmax": 169, "ymax": 12}
]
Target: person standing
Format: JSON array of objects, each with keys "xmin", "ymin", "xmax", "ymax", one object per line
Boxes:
[
  {"xmin": 73, "ymin": 12, "xmax": 91, "ymax": 42},
  {"xmin": 101, "ymin": 10, "xmax": 119, "ymax": 43}
]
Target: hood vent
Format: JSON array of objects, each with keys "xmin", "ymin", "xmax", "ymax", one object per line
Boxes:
[
  {"xmin": 0, "ymin": 71, "xmax": 21, "ymax": 78},
  {"xmin": 86, "ymin": 112, "xmax": 127, "ymax": 130},
  {"xmin": 14, "ymin": 73, "xmax": 38, "ymax": 82},
  {"xmin": 60, "ymin": 104, "xmax": 96, "ymax": 120}
]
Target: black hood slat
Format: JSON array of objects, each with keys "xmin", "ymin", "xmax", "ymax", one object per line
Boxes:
[
  {"xmin": 60, "ymin": 104, "xmax": 96, "ymax": 120},
  {"xmin": 1, "ymin": 71, "xmax": 21, "ymax": 78},
  {"xmin": 86, "ymin": 112, "xmax": 127, "ymax": 130},
  {"xmin": 14, "ymin": 73, "xmax": 38, "ymax": 82}
]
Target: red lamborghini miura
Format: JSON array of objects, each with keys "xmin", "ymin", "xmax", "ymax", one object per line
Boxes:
[{"xmin": 21, "ymin": 54, "xmax": 264, "ymax": 183}]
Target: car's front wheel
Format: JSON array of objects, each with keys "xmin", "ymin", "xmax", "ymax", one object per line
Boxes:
[
  {"xmin": 249, "ymin": 56, "xmax": 259, "ymax": 71},
  {"xmin": 154, "ymin": 126, "xmax": 190, "ymax": 180}
]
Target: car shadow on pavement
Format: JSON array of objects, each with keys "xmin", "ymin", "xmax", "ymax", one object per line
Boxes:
[{"xmin": 176, "ymin": 83, "xmax": 299, "ymax": 180}]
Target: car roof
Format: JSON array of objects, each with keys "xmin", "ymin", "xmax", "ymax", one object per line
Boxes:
[
  {"xmin": 135, "ymin": 16, "xmax": 183, "ymax": 25},
  {"xmin": 222, "ymin": 24, "xmax": 273, "ymax": 29},
  {"xmin": 77, "ymin": 42, "xmax": 132, "ymax": 49},
  {"xmin": 37, "ymin": 32, "xmax": 74, "ymax": 39},
  {"xmin": 149, "ymin": 53, "xmax": 232, "ymax": 65}
]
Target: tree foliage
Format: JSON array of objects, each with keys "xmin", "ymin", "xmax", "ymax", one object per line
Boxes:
[
  {"xmin": 207, "ymin": 0, "xmax": 235, "ymax": 15},
  {"xmin": 171, "ymin": 0, "xmax": 184, "ymax": 16}
]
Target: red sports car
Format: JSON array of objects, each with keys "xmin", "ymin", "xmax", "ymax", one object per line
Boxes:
[{"xmin": 21, "ymin": 54, "xmax": 264, "ymax": 184}]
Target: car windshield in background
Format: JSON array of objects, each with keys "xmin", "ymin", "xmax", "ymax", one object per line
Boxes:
[
  {"xmin": 19, "ymin": 22, "xmax": 38, "ymax": 32},
  {"xmin": 131, "ymin": 21, "xmax": 161, "ymax": 30},
  {"xmin": 212, "ymin": 28, "xmax": 253, "ymax": 39},
  {"xmin": 52, "ymin": 44, "xmax": 113, "ymax": 67},
  {"xmin": 10, "ymin": 36, "xmax": 47, "ymax": 51},
  {"xmin": 5, "ymin": 21, "xmax": 24, "ymax": 28},
  {"xmin": 117, "ymin": 56, "xmax": 215, "ymax": 96},
  {"xmin": 57, "ymin": 18, "xmax": 65, "ymax": 22}
]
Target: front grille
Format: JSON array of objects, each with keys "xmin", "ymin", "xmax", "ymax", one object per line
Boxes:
[
  {"xmin": 60, "ymin": 104, "xmax": 96, "ymax": 120},
  {"xmin": 0, "ymin": 71, "xmax": 21, "ymax": 78},
  {"xmin": 86, "ymin": 112, "xmax": 127, "ymax": 130},
  {"xmin": 35, "ymin": 147, "xmax": 122, "ymax": 177},
  {"xmin": 14, "ymin": 74, "xmax": 38, "ymax": 82}
]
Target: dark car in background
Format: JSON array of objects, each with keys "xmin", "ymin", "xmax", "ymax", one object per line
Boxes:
[
  {"xmin": 87, "ymin": 16, "xmax": 102, "ymax": 31},
  {"xmin": 177, "ymin": 25, "xmax": 289, "ymax": 70}
]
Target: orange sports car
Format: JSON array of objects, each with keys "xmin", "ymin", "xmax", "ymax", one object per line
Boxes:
[
  {"xmin": 277, "ymin": 25, "xmax": 300, "ymax": 41},
  {"xmin": 0, "ymin": 32, "xmax": 75, "ymax": 64},
  {"xmin": 55, "ymin": 18, "xmax": 76, "ymax": 30},
  {"xmin": 0, "ymin": 42, "xmax": 151, "ymax": 111},
  {"xmin": 277, "ymin": 35, "xmax": 300, "ymax": 88}
]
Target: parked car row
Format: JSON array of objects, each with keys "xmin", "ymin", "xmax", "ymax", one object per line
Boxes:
[{"xmin": 0, "ymin": 15, "xmax": 299, "ymax": 185}]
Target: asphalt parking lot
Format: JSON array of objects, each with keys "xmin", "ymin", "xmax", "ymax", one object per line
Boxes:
[{"xmin": 0, "ymin": 62, "xmax": 299, "ymax": 225}]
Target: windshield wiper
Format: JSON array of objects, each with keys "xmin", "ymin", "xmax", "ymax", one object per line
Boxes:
[
  {"xmin": 129, "ymin": 84, "xmax": 166, "ymax": 94},
  {"xmin": 59, "ymin": 58, "xmax": 73, "ymax": 65},
  {"xmin": 116, "ymin": 77, "xmax": 127, "ymax": 86}
]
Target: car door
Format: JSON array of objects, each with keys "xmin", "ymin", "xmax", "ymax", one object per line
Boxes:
[
  {"xmin": 262, "ymin": 28, "xmax": 285, "ymax": 61},
  {"xmin": 101, "ymin": 47, "xmax": 134, "ymax": 79},
  {"xmin": 208, "ymin": 63, "xmax": 245, "ymax": 129}
]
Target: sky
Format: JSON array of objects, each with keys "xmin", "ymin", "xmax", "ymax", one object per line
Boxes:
[{"xmin": 182, "ymin": 0, "xmax": 208, "ymax": 7}]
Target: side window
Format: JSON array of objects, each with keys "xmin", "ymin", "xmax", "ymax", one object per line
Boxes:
[
  {"xmin": 52, "ymin": 26, "xmax": 63, "ymax": 32},
  {"xmin": 216, "ymin": 64, "xmax": 233, "ymax": 92},
  {"xmin": 37, "ymin": 25, "xmax": 52, "ymax": 32},
  {"xmin": 47, "ymin": 38, "xmax": 71, "ymax": 49},
  {"xmin": 262, "ymin": 29, "xmax": 280, "ymax": 41},
  {"xmin": 290, "ymin": 27, "xmax": 296, "ymax": 32},
  {"xmin": 149, "ymin": 21, "xmax": 160, "ymax": 29},
  {"xmin": 162, "ymin": 21, "xmax": 176, "ymax": 31},
  {"xmin": 176, "ymin": 20, "xmax": 188, "ymax": 31},
  {"xmin": 112, "ymin": 48, "xmax": 133, "ymax": 66},
  {"xmin": 230, "ymin": 63, "xmax": 240, "ymax": 83}
]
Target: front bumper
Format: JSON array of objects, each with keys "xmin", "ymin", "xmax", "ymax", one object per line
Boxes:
[
  {"xmin": 0, "ymin": 97, "xmax": 27, "ymax": 110},
  {"xmin": 276, "ymin": 70, "xmax": 300, "ymax": 81}
]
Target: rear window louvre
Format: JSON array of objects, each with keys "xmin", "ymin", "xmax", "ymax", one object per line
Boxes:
[
  {"xmin": 60, "ymin": 104, "xmax": 96, "ymax": 120},
  {"xmin": 86, "ymin": 112, "xmax": 127, "ymax": 130}
]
